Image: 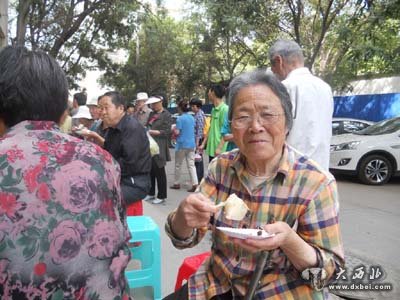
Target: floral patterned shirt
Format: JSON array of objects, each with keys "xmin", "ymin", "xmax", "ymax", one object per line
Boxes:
[{"xmin": 0, "ymin": 121, "xmax": 131, "ymax": 300}]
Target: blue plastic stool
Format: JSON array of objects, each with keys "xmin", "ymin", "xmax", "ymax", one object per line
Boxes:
[{"xmin": 125, "ymin": 216, "xmax": 161, "ymax": 300}]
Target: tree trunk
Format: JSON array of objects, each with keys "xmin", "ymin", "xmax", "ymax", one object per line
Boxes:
[
  {"xmin": 0, "ymin": 0, "xmax": 8, "ymax": 48},
  {"xmin": 16, "ymin": 0, "xmax": 31, "ymax": 46}
]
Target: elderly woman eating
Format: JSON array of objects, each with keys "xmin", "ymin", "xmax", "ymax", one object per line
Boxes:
[{"xmin": 165, "ymin": 69, "xmax": 344, "ymax": 299}]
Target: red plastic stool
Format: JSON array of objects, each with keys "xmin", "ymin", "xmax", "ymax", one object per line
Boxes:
[
  {"xmin": 175, "ymin": 251, "xmax": 211, "ymax": 291},
  {"xmin": 126, "ymin": 200, "xmax": 143, "ymax": 216}
]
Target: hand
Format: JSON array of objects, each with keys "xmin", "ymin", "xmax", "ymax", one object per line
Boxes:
[
  {"xmin": 148, "ymin": 129, "xmax": 159, "ymax": 136},
  {"xmin": 215, "ymin": 146, "xmax": 221, "ymax": 156},
  {"xmin": 80, "ymin": 129, "xmax": 92, "ymax": 138},
  {"xmin": 174, "ymin": 193, "xmax": 218, "ymax": 230},
  {"xmin": 230, "ymin": 221, "xmax": 294, "ymax": 253}
]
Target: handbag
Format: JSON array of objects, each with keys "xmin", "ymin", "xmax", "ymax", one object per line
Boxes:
[{"xmin": 147, "ymin": 131, "xmax": 160, "ymax": 157}]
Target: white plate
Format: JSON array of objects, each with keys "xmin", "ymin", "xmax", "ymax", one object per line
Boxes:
[{"xmin": 216, "ymin": 227, "xmax": 275, "ymax": 240}]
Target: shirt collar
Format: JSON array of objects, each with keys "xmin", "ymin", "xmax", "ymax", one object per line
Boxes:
[
  {"xmin": 286, "ymin": 67, "xmax": 311, "ymax": 79},
  {"xmin": 229, "ymin": 145, "xmax": 290, "ymax": 182},
  {"xmin": 213, "ymin": 102, "xmax": 226, "ymax": 111},
  {"xmin": 10, "ymin": 120, "xmax": 60, "ymax": 133}
]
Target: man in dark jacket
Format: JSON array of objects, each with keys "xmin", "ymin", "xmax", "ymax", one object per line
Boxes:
[{"xmin": 99, "ymin": 91, "xmax": 152, "ymax": 215}]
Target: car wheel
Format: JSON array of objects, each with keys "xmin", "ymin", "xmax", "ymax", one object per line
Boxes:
[{"xmin": 358, "ymin": 155, "xmax": 393, "ymax": 185}]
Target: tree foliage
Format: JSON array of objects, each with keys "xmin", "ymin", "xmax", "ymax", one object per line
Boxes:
[
  {"xmin": 12, "ymin": 0, "xmax": 139, "ymax": 88},
  {"xmin": 9, "ymin": 0, "xmax": 400, "ymax": 94}
]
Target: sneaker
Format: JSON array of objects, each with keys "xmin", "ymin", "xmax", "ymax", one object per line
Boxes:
[
  {"xmin": 152, "ymin": 198, "xmax": 166, "ymax": 204},
  {"xmin": 187, "ymin": 185, "xmax": 198, "ymax": 193},
  {"xmin": 143, "ymin": 195, "xmax": 155, "ymax": 202},
  {"xmin": 169, "ymin": 184, "xmax": 181, "ymax": 190}
]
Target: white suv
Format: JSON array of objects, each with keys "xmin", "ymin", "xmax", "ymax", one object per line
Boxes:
[{"xmin": 330, "ymin": 117, "xmax": 400, "ymax": 185}]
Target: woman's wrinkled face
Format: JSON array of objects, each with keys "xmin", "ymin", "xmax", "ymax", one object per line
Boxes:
[{"xmin": 231, "ymin": 84, "xmax": 287, "ymax": 165}]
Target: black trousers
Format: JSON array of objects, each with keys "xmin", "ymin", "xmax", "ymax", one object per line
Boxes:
[
  {"xmin": 195, "ymin": 159, "xmax": 204, "ymax": 183},
  {"xmin": 149, "ymin": 160, "xmax": 167, "ymax": 199},
  {"xmin": 195, "ymin": 138, "xmax": 204, "ymax": 182},
  {"xmin": 163, "ymin": 283, "xmax": 232, "ymax": 300}
]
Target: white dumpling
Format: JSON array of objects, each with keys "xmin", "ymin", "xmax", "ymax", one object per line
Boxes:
[{"xmin": 224, "ymin": 194, "xmax": 249, "ymax": 221}]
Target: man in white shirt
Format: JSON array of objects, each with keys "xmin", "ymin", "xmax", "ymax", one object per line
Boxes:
[{"xmin": 269, "ymin": 39, "xmax": 333, "ymax": 170}]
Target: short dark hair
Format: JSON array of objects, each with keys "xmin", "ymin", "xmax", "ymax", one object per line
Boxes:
[
  {"xmin": 177, "ymin": 99, "xmax": 190, "ymax": 112},
  {"xmin": 210, "ymin": 84, "xmax": 226, "ymax": 98},
  {"xmin": 228, "ymin": 69, "xmax": 293, "ymax": 131},
  {"xmin": 0, "ymin": 46, "xmax": 68, "ymax": 127},
  {"xmin": 73, "ymin": 92, "xmax": 87, "ymax": 106},
  {"xmin": 190, "ymin": 97, "xmax": 202, "ymax": 108},
  {"xmin": 100, "ymin": 91, "xmax": 126, "ymax": 110}
]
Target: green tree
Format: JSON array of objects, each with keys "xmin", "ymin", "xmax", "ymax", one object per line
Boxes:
[
  {"xmin": 102, "ymin": 8, "xmax": 183, "ymax": 98},
  {"xmin": 12, "ymin": 0, "xmax": 140, "ymax": 88}
]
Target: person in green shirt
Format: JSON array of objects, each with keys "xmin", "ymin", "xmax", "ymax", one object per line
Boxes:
[{"xmin": 200, "ymin": 84, "xmax": 229, "ymax": 161}]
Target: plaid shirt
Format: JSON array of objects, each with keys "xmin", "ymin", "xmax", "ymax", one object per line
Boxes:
[
  {"xmin": 194, "ymin": 109, "xmax": 205, "ymax": 143},
  {"xmin": 166, "ymin": 145, "xmax": 344, "ymax": 299}
]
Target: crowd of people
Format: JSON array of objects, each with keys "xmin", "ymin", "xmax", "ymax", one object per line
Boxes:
[{"xmin": 0, "ymin": 38, "xmax": 343, "ymax": 299}]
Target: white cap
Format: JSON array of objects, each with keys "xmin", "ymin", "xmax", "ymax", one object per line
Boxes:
[
  {"xmin": 145, "ymin": 97, "xmax": 162, "ymax": 105},
  {"xmin": 136, "ymin": 92, "xmax": 148, "ymax": 101},
  {"xmin": 72, "ymin": 106, "xmax": 93, "ymax": 119},
  {"xmin": 86, "ymin": 97, "xmax": 98, "ymax": 106}
]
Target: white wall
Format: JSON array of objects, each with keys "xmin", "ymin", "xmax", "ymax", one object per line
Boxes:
[{"xmin": 341, "ymin": 76, "xmax": 400, "ymax": 96}]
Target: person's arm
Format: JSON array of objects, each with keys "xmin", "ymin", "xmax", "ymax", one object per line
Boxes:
[
  {"xmin": 198, "ymin": 134, "xmax": 207, "ymax": 151},
  {"xmin": 170, "ymin": 193, "xmax": 217, "ymax": 239},
  {"xmin": 214, "ymin": 138, "xmax": 225, "ymax": 156},
  {"xmin": 195, "ymin": 112, "xmax": 205, "ymax": 147},
  {"xmin": 215, "ymin": 112, "xmax": 231, "ymax": 155},
  {"xmin": 81, "ymin": 130, "xmax": 105, "ymax": 147},
  {"xmin": 149, "ymin": 111, "xmax": 172, "ymax": 138},
  {"xmin": 174, "ymin": 116, "xmax": 182, "ymax": 137}
]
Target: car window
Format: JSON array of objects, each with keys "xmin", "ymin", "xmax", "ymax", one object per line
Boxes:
[{"xmin": 356, "ymin": 118, "xmax": 400, "ymax": 135}]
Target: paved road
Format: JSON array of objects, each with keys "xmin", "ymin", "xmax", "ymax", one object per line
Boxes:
[
  {"xmin": 134, "ymin": 151, "xmax": 400, "ymax": 299},
  {"xmin": 334, "ymin": 175, "xmax": 400, "ymax": 299}
]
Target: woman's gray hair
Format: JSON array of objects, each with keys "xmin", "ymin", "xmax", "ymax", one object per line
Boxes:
[
  {"xmin": 227, "ymin": 69, "xmax": 293, "ymax": 131},
  {"xmin": 268, "ymin": 39, "xmax": 304, "ymax": 65}
]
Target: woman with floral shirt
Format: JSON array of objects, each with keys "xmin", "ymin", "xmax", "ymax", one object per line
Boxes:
[{"xmin": 0, "ymin": 46, "xmax": 131, "ymax": 299}]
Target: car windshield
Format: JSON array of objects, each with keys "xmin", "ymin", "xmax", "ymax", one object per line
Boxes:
[{"xmin": 355, "ymin": 117, "xmax": 400, "ymax": 135}]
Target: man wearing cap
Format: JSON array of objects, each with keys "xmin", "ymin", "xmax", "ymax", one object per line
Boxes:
[
  {"xmin": 71, "ymin": 92, "xmax": 87, "ymax": 127},
  {"xmin": 71, "ymin": 105, "xmax": 93, "ymax": 139},
  {"xmin": 133, "ymin": 92, "xmax": 152, "ymax": 126},
  {"xmin": 86, "ymin": 96, "xmax": 102, "ymax": 131}
]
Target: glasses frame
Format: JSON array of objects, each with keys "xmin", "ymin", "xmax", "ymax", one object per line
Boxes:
[{"xmin": 230, "ymin": 112, "xmax": 284, "ymax": 129}]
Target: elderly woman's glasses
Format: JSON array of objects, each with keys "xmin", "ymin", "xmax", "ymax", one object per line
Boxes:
[{"xmin": 231, "ymin": 112, "xmax": 284, "ymax": 129}]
